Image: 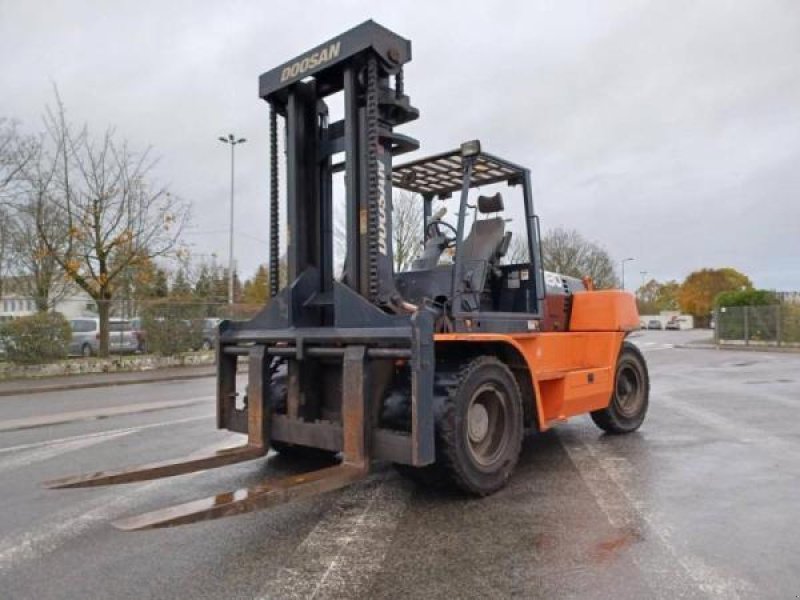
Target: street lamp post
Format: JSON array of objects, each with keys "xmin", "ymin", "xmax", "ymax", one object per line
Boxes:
[
  {"xmin": 621, "ymin": 257, "xmax": 634, "ymax": 290},
  {"xmin": 218, "ymin": 133, "xmax": 247, "ymax": 304}
]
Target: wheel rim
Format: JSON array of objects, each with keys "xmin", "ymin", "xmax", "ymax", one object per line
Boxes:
[
  {"xmin": 615, "ymin": 362, "xmax": 643, "ymax": 418},
  {"xmin": 466, "ymin": 383, "xmax": 510, "ymax": 468}
]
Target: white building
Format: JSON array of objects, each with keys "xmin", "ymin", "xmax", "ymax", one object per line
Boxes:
[
  {"xmin": 0, "ymin": 295, "xmax": 37, "ymax": 320},
  {"xmin": 0, "ymin": 280, "xmax": 96, "ymax": 322},
  {"xmin": 776, "ymin": 291, "xmax": 800, "ymax": 304}
]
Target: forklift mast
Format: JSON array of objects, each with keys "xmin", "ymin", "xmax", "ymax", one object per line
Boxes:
[{"xmin": 260, "ymin": 20, "xmax": 420, "ymax": 320}]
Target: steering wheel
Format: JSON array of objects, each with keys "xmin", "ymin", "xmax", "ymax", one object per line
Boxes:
[{"xmin": 425, "ymin": 220, "xmax": 458, "ymax": 248}]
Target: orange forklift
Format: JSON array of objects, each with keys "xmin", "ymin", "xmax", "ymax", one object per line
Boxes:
[{"xmin": 47, "ymin": 20, "xmax": 649, "ymax": 530}]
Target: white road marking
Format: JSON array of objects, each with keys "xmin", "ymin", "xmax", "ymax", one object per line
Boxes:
[
  {"xmin": 560, "ymin": 432, "xmax": 751, "ymax": 599},
  {"xmin": 641, "ymin": 344, "xmax": 674, "ymax": 352},
  {"xmin": 0, "ymin": 413, "xmax": 215, "ymax": 455},
  {"xmin": 0, "ymin": 437, "xmax": 239, "ymax": 573},
  {"xmin": 0, "ymin": 395, "xmax": 215, "ymax": 432},
  {"xmin": 0, "ymin": 429, "xmax": 134, "ymax": 474},
  {"xmin": 258, "ymin": 473, "xmax": 412, "ymax": 600}
]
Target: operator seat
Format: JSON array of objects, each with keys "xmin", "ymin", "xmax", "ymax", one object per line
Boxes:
[
  {"xmin": 410, "ymin": 232, "xmax": 449, "ymax": 271},
  {"xmin": 394, "ymin": 193, "xmax": 511, "ymax": 309},
  {"xmin": 459, "ymin": 192, "xmax": 510, "ymax": 309}
]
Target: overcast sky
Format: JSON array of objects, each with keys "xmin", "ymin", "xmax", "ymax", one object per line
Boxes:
[{"xmin": 2, "ymin": 0, "xmax": 799, "ymax": 290}]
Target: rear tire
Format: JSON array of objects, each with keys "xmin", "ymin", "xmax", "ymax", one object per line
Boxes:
[
  {"xmin": 590, "ymin": 341, "xmax": 649, "ymax": 434},
  {"xmin": 398, "ymin": 356, "xmax": 524, "ymax": 496}
]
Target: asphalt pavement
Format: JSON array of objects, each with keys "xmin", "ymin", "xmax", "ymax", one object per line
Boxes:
[{"xmin": 1, "ymin": 330, "xmax": 798, "ymax": 599}]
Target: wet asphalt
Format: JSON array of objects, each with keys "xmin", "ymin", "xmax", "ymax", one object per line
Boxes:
[{"xmin": 0, "ymin": 329, "xmax": 798, "ymax": 599}]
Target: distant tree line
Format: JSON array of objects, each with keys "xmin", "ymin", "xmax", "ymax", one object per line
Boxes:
[{"xmin": 636, "ymin": 267, "xmax": 779, "ymax": 326}]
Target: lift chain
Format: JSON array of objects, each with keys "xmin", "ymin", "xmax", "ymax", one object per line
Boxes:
[
  {"xmin": 365, "ymin": 56, "xmax": 380, "ymax": 303},
  {"xmin": 269, "ymin": 105, "xmax": 280, "ymax": 298}
]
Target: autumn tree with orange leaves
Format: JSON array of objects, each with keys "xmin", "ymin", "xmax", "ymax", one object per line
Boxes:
[
  {"xmin": 678, "ymin": 268, "xmax": 752, "ymax": 326},
  {"xmin": 27, "ymin": 93, "xmax": 189, "ymax": 356}
]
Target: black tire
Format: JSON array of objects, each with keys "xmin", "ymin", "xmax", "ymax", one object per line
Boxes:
[
  {"xmin": 590, "ymin": 341, "xmax": 650, "ymax": 434},
  {"xmin": 81, "ymin": 343, "xmax": 93, "ymax": 358},
  {"xmin": 393, "ymin": 463, "xmax": 450, "ymax": 490},
  {"xmin": 418, "ymin": 356, "xmax": 524, "ymax": 496}
]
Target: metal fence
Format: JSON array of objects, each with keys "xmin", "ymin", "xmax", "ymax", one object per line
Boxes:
[
  {"xmin": 135, "ymin": 301, "xmax": 262, "ymax": 356},
  {"xmin": 715, "ymin": 304, "xmax": 800, "ymax": 347},
  {"xmin": 0, "ymin": 301, "xmax": 264, "ymax": 364}
]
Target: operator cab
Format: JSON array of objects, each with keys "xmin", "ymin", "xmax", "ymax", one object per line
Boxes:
[
  {"xmin": 393, "ymin": 141, "xmax": 545, "ymax": 327},
  {"xmin": 411, "ymin": 192, "xmax": 509, "ymax": 272}
]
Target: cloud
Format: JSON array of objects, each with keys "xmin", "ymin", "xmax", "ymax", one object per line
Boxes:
[{"xmin": 1, "ymin": 0, "xmax": 798, "ymax": 289}]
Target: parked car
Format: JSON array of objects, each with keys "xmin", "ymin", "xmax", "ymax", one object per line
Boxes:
[
  {"xmin": 647, "ymin": 319, "xmax": 663, "ymax": 330},
  {"xmin": 69, "ymin": 318, "xmax": 140, "ymax": 356},
  {"xmin": 129, "ymin": 317, "xmax": 147, "ymax": 352},
  {"xmin": 199, "ymin": 318, "xmax": 221, "ymax": 351},
  {"xmin": 639, "ymin": 320, "xmax": 648, "ymax": 330},
  {"xmin": 665, "ymin": 318, "xmax": 680, "ymax": 330}
]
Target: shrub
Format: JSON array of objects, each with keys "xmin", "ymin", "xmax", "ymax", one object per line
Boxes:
[
  {"xmin": 0, "ymin": 312, "xmax": 71, "ymax": 364},
  {"xmin": 141, "ymin": 303, "xmax": 206, "ymax": 355},
  {"xmin": 781, "ymin": 304, "xmax": 800, "ymax": 344},
  {"xmin": 715, "ymin": 289, "xmax": 777, "ymax": 308}
]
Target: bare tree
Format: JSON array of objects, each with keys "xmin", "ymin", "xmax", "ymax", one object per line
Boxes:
[
  {"xmin": 331, "ymin": 191, "xmax": 424, "ymax": 276},
  {"xmin": 541, "ymin": 227, "xmax": 618, "ymax": 288},
  {"xmin": 1, "ymin": 119, "xmax": 38, "ymax": 295},
  {"xmin": 32, "ymin": 94, "xmax": 190, "ymax": 355},
  {"xmin": 0, "ymin": 209, "xmax": 10, "ymax": 297},
  {"xmin": 0, "ymin": 118, "xmax": 38, "ymax": 200},
  {"xmin": 503, "ymin": 237, "xmax": 529, "ymax": 265},
  {"xmin": 7, "ymin": 207, "xmax": 71, "ymax": 312},
  {"xmin": 392, "ymin": 191, "xmax": 423, "ymax": 272},
  {"xmin": 4, "ymin": 131, "xmax": 72, "ymax": 311},
  {"xmin": 0, "ymin": 119, "xmax": 23, "ymax": 194}
]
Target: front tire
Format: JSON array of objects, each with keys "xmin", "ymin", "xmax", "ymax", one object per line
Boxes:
[
  {"xmin": 267, "ymin": 364, "xmax": 338, "ymax": 461},
  {"xmin": 590, "ymin": 341, "xmax": 649, "ymax": 434},
  {"xmin": 421, "ymin": 356, "xmax": 524, "ymax": 496}
]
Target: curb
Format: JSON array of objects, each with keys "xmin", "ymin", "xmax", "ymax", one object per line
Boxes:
[
  {"xmin": 0, "ymin": 370, "xmax": 215, "ymax": 398},
  {"xmin": 674, "ymin": 344, "xmax": 717, "ymax": 350},
  {"xmin": 674, "ymin": 343, "xmax": 800, "ymax": 354}
]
